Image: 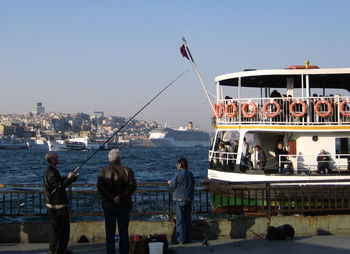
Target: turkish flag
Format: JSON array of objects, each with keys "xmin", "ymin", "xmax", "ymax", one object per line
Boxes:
[{"xmin": 180, "ymin": 44, "xmax": 189, "ymax": 60}]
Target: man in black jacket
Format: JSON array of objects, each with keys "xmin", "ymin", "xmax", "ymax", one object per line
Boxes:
[
  {"xmin": 97, "ymin": 149, "xmax": 137, "ymax": 254},
  {"xmin": 43, "ymin": 153, "xmax": 76, "ymax": 254}
]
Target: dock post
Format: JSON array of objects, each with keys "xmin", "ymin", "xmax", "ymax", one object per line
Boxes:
[{"xmin": 266, "ymin": 183, "xmax": 271, "ymax": 217}]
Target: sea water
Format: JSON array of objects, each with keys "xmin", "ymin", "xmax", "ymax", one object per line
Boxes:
[{"xmin": 0, "ymin": 147, "xmax": 208, "ymax": 185}]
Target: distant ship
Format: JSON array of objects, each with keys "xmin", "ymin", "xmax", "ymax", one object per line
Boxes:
[
  {"xmin": 149, "ymin": 122, "xmax": 210, "ymax": 147},
  {"xmin": 48, "ymin": 137, "xmax": 100, "ymax": 151},
  {"xmin": 0, "ymin": 135, "xmax": 28, "ymax": 150}
]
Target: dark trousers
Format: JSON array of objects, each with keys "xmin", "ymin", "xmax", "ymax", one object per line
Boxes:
[
  {"xmin": 175, "ymin": 201, "xmax": 192, "ymax": 243},
  {"xmin": 104, "ymin": 206, "xmax": 130, "ymax": 254},
  {"xmin": 47, "ymin": 206, "xmax": 70, "ymax": 254}
]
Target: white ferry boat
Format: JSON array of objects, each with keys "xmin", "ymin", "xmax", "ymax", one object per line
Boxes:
[
  {"xmin": 48, "ymin": 137, "xmax": 100, "ymax": 151},
  {"xmin": 149, "ymin": 122, "xmax": 210, "ymax": 147},
  {"xmin": 206, "ymin": 61, "xmax": 350, "ymax": 183}
]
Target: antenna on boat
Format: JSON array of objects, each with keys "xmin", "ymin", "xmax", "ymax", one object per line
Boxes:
[
  {"xmin": 181, "ymin": 37, "xmax": 216, "ymax": 115},
  {"xmin": 71, "ymin": 69, "xmax": 189, "ymax": 175}
]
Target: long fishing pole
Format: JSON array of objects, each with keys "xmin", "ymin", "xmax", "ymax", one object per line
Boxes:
[{"xmin": 72, "ymin": 69, "xmax": 189, "ymax": 175}]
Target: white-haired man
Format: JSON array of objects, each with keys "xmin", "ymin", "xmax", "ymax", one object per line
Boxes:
[{"xmin": 97, "ymin": 149, "xmax": 137, "ymax": 254}]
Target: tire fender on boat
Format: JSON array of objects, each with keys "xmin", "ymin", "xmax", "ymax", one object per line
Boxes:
[
  {"xmin": 289, "ymin": 100, "xmax": 307, "ymax": 117},
  {"xmin": 263, "ymin": 100, "xmax": 281, "ymax": 118},
  {"xmin": 314, "ymin": 99, "xmax": 333, "ymax": 117}
]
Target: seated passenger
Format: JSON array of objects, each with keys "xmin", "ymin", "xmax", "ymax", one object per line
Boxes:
[
  {"xmin": 317, "ymin": 149, "xmax": 330, "ymax": 174},
  {"xmin": 224, "ymin": 141, "xmax": 235, "ymax": 170},
  {"xmin": 218, "ymin": 143, "xmax": 228, "ymax": 169}
]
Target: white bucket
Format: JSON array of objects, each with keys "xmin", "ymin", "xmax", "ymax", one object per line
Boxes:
[{"xmin": 148, "ymin": 242, "xmax": 164, "ymax": 254}]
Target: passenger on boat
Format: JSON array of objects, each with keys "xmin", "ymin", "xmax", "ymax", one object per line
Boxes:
[
  {"xmin": 254, "ymin": 145, "xmax": 266, "ymax": 171},
  {"xmin": 317, "ymin": 149, "xmax": 331, "ymax": 174},
  {"xmin": 218, "ymin": 143, "xmax": 228, "ymax": 168},
  {"xmin": 240, "ymin": 139, "xmax": 253, "ymax": 172},
  {"xmin": 224, "ymin": 141, "xmax": 235, "ymax": 170},
  {"xmin": 274, "ymin": 142, "xmax": 291, "ymax": 174}
]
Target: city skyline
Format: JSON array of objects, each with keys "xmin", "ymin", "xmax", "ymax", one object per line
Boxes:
[{"xmin": 1, "ymin": 1, "xmax": 350, "ymax": 132}]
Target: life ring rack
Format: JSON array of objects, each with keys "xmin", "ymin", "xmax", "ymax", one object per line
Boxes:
[
  {"xmin": 225, "ymin": 101, "xmax": 237, "ymax": 118},
  {"xmin": 213, "ymin": 103, "xmax": 224, "ymax": 118},
  {"xmin": 263, "ymin": 100, "xmax": 281, "ymax": 118},
  {"xmin": 340, "ymin": 99, "xmax": 350, "ymax": 117},
  {"xmin": 289, "ymin": 100, "xmax": 307, "ymax": 117},
  {"xmin": 241, "ymin": 101, "xmax": 257, "ymax": 118},
  {"xmin": 314, "ymin": 99, "xmax": 333, "ymax": 117}
]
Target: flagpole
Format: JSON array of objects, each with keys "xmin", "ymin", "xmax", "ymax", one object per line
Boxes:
[{"xmin": 182, "ymin": 37, "xmax": 216, "ymax": 115}]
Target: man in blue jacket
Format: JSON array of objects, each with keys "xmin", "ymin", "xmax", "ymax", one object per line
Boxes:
[{"xmin": 168, "ymin": 158, "xmax": 195, "ymax": 244}]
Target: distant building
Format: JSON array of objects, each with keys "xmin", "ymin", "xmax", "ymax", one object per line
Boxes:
[
  {"xmin": 93, "ymin": 111, "xmax": 104, "ymax": 117},
  {"xmin": 35, "ymin": 102, "xmax": 45, "ymax": 114}
]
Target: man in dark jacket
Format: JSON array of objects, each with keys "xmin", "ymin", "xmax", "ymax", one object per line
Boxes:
[
  {"xmin": 317, "ymin": 149, "xmax": 331, "ymax": 174},
  {"xmin": 97, "ymin": 149, "xmax": 137, "ymax": 254},
  {"xmin": 168, "ymin": 158, "xmax": 195, "ymax": 244},
  {"xmin": 43, "ymin": 153, "xmax": 76, "ymax": 254}
]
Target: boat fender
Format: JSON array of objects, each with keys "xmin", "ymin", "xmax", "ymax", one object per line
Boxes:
[
  {"xmin": 340, "ymin": 99, "xmax": 350, "ymax": 117},
  {"xmin": 225, "ymin": 101, "xmax": 237, "ymax": 118},
  {"xmin": 289, "ymin": 100, "xmax": 307, "ymax": 117},
  {"xmin": 213, "ymin": 103, "xmax": 224, "ymax": 118},
  {"xmin": 314, "ymin": 99, "xmax": 333, "ymax": 117},
  {"xmin": 242, "ymin": 101, "xmax": 257, "ymax": 118},
  {"xmin": 263, "ymin": 100, "xmax": 281, "ymax": 118}
]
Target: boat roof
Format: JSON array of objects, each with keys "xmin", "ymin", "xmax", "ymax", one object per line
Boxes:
[{"xmin": 215, "ymin": 68, "xmax": 350, "ymax": 92}]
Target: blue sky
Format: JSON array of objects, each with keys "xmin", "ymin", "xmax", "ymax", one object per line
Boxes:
[{"xmin": 1, "ymin": 1, "xmax": 350, "ymax": 131}]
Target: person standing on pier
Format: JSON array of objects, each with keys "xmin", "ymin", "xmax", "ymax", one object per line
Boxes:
[
  {"xmin": 43, "ymin": 153, "xmax": 77, "ymax": 254},
  {"xmin": 168, "ymin": 158, "xmax": 195, "ymax": 244},
  {"xmin": 97, "ymin": 149, "xmax": 137, "ymax": 254}
]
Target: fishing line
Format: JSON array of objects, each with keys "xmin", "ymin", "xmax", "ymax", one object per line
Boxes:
[{"xmin": 72, "ymin": 69, "xmax": 189, "ymax": 175}]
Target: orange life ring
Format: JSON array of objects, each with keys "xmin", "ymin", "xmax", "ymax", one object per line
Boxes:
[
  {"xmin": 213, "ymin": 103, "xmax": 223, "ymax": 118},
  {"xmin": 339, "ymin": 99, "xmax": 350, "ymax": 117},
  {"xmin": 263, "ymin": 100, "xmax": 281, "ymax": 118},
  {"xmin": 314, "ymin": 100, "xmax": 333, "ymax": 117},
  {"xmin": 242, "ymin": 102, "xmax": 257, "ymax": 118},
  {"xmin": 289, "ymin": 100, "xmax": 307, "ymax": 117},
  {"xmin": 225, "ymin": 101, "xmax": 237, "ymax": 118}
]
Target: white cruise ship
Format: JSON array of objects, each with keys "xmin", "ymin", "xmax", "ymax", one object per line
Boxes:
[{"xmin": 149, "ymin": 122, "xmax": 210, "ymax": 147}]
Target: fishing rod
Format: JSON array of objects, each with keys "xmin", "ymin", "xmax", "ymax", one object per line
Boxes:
[{"xmin": 72, "ymin": 69, "xmax": 189, "ymax": 175}]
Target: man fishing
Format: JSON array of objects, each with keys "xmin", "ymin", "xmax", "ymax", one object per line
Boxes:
[{"xmin": 43, "ymin": 153, "xmax": 77, "ymax": 254}]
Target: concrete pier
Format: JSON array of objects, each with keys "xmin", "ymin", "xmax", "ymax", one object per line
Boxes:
[{"xmin": 1, "ymin": 214, "xmax": 350, "ymax": 244}]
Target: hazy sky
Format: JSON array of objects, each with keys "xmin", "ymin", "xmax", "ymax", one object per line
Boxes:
[{"xmin": 1, "ymin": 1, "xmax": 350, "ymax": 132}]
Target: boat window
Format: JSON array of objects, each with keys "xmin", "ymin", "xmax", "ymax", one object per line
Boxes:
[{"xmin": 335, "ymin": 138, "xmax": 350, "ymax": 155}]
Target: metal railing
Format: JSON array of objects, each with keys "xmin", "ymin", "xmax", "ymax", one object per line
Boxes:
[
  {"xmin": 0, "ymin": 183, "xmax": 210, "ymax": 220},
  {"xmin": 2, "ymin": 182, "xmax": 350, "ymax": 218},
  {"xmin": 214, "ymin": 96, "xmax": 350, "ymax": 126}
]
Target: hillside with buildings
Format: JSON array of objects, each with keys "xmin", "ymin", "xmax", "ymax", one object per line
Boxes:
[{"xmin": 0, "ymin": 102, "xmax": 159, "ymax": 147}]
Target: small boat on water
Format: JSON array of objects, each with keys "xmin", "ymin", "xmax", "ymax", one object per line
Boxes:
[
  {"xmin": 205, "ymin": 61, "xmax": 350, "ymax": 183},
  {"xmin": 0, "ymin": 135, "xmax": 28, "ymax": 150}
]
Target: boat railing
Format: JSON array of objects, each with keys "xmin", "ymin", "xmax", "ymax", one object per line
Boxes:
[
  {"xmin": 278, "ymin": 153, "xmax": 350, "ymax": 174},
  {"xmin": 208, "ymin": 150, "xmax": 237, "ymax": 170},
  {"xmin": 214, "ymin": 95, "xmax": 350, "ymax": 126}
]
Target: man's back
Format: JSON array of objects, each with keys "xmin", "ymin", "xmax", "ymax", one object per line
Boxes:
[
  {"xmin": 169, "ymin": 169, "xmax": 194, "ymax": 202},
  {"xmin": 97, "ymin": 164, "xmax": 137, "ymax": 209}
]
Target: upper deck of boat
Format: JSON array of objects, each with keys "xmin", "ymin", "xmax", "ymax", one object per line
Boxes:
[{"xmin": 213, "ymin": 65, "xmax": 350, "ymax": 130}]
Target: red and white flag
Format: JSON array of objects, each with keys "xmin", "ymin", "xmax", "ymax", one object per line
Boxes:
[{"xmin": 180, "ymin": 44, "xmax": 189, "ymax": 60}]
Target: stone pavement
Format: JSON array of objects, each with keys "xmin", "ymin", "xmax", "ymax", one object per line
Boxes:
[{"xmin": 1, "ymin": 235, "xmax": 350, "ymax": 254}]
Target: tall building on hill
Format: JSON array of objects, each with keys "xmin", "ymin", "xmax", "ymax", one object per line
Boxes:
[{"xmin": 35, "ymin": 102, "xmax": 45, "ymax": 114}]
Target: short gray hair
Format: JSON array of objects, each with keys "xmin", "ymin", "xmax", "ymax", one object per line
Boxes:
[{"xmin": 108, "ymin": 149, "xmax": 121, "ymax": 164}]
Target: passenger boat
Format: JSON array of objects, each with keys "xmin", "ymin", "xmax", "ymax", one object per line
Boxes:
[{"xmin": 207, "ymin": 61, "xmax": 350, "ymax": 183}]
